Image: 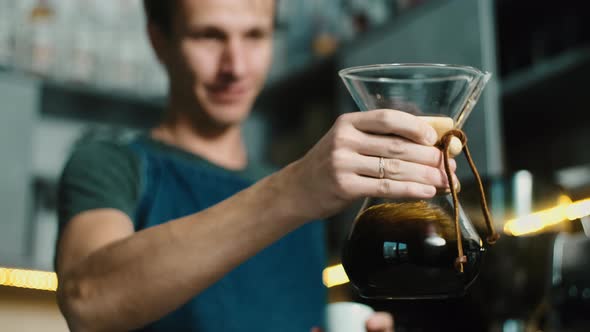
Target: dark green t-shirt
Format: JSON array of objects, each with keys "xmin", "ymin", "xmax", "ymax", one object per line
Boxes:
[
  {"xmin": 56, "ymin": 134, "xmax": 327, "ymax": 332},
  {"xmin": 58, "ymin": 135, "xmax": 275, "ymax": 228}
]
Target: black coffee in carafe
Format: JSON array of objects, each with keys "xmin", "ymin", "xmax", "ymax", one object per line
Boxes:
[{"xmin": 342, "ymin": 201, "xmax": 485, "ymax": 300}]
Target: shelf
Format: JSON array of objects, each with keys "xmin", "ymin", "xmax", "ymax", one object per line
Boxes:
[
  {"xmin": 501, "ymin": 46, "xmax": 590, "ymax": 98},
  {"xmin": 0, "ymin": 66, "xmax": 165, "ymax": 106},
  {"xmin": 43, "ymin": 79, "xmax": 166, "ymax": 108},
  {"xmin": 40, "ymin": 83, "xmax": 163, "ymax": 128},
  {"xmin": 501, "ymin": 46, "xmax": 590, "ymax": 173}
]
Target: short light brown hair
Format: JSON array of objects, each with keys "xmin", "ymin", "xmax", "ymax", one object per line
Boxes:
[
  {"xmin": 143, "ymin": 0, "xmax": 175, "ymax": 36},
  {"xmin": 143, "ymin": 0, "xmax": 278, "ymax": 37}
]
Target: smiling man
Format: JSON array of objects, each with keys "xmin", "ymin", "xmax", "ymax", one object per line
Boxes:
[{"xmin": 55, "ymin": 1, "xmax": 456, "ymax": 331}]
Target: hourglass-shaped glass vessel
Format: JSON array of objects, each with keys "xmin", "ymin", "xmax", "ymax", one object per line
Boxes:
[{"xmin": 339, "ymin": 63, "xmax": 493, "ymax": 300}]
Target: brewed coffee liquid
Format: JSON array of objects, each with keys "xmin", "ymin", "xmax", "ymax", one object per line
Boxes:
[{"xmin": 343, "ymin": 201, "xmax": 484, "ymax": 299}]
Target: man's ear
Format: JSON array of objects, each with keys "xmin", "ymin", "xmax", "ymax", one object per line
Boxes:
[{"xmin": 147, "ymin": 22, "xmax": 169, "ymax": 65}]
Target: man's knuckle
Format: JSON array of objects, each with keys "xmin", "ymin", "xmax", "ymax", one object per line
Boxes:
[
  {"xmin": 403, "ymin": 182, "xmax": 418, "ymax": 196},
  {"xmin": 332, "ymin": 127, "xmax": 354, "ymax": 149},
  {"xmin": 335, "ymin": 113, "xmax": 351, "ymax": 127},
  {"xmin": 377, "ymin": 110, "xmax": 392, "ymax": 127},
  {"xmin": 329, "ymin": 150, "xmax": 347, "ymax": 171},
  {"xmin": 385, "ymin": 158, "xmax": 401, "ymax": 175},
  {"xmin": 420, "ymin": 123, "xmax": 436, "ymax": 143},
  {"xmin": 333, "ymin": 174, "xmax": 353, "ymax": 199},
  {"xmin": 387, "ymin": 138, "xmax": 406, "ymax": 156},
  {"xmin": 377, "ymin": 179, "xmax": 392, "ymax": 196},
  {"xmin": 330, "ymin": 136, "xmax": 342, "ymax": 151}
]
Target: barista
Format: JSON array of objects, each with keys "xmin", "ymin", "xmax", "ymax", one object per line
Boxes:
[{"xmin": 55, "ymin": 1, "xmax": 456, "ymax": 331}]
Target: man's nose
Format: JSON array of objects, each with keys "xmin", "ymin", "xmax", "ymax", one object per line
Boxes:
[{"xmin": 219, "ymin": 39, "xmax": 246, "ymax": 78}]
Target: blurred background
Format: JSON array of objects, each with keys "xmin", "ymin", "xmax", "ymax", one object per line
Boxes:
[{"xmin": 1, "ymin": 0, "xmax": 590, "ymax": 331}]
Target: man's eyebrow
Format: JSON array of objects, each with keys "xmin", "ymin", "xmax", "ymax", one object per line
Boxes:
[
  {"xmin": 186, "ymin": 23, "xmax": 222, "ymax": 30},
  {"xmin": 186, "ymin": 21, "xmax": 272, "ymax": 32},
  {"xmin": 185, "ymin": 24, "xmax": 227, "ymax": 35}
]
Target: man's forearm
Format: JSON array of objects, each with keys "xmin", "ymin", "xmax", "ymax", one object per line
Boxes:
[{"xmin": 59, "ymin": 167, "xmax": 306, "ymax": 332}]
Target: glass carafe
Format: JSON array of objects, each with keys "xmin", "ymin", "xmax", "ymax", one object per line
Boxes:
[{"xmin": 339, "ymin": 63, "xmax": 498, "ymax": 300}]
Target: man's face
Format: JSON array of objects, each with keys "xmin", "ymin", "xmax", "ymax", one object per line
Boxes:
[{"xmin": 162, "ymin": 0, "xmax": 274, "ymax": 127}]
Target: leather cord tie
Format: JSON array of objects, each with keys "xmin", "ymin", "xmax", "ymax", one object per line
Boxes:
[{"xmin": 437, "ymin": 129, "xmax": 500, "ymax": 273}]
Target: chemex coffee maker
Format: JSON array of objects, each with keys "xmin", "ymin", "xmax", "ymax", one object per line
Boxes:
[{"xmin": 339, "ymin": 63, "xmax": 499, "ymax": 300}]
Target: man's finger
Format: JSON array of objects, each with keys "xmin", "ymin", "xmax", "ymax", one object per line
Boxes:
[
  {"xmin": 353, "ymin": 131, "xmax": 456, "ymax": 169},
  {"xmin": 350, "ymin": 109, "xmax": 438, "ymax": 146},
  {"xmin": 366, "ymin": 312, "xmax": 394, "ymax": 332},
  {"xmin": 354, "ymin": 177, "xmax": 437, "ymax": 199},
  {"xmin": 354, "ymin": 155, "xmax": 457, "ymax": 189}
]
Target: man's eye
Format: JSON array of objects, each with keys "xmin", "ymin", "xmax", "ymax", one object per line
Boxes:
[{"xmin": 246, "ymin": 29, "xmax": 268, "ymax": 40}]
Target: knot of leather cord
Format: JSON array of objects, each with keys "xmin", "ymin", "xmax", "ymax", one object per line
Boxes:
[{"xmin": 438, "ymin": 129, "xmax": 467, "ymax": 149}]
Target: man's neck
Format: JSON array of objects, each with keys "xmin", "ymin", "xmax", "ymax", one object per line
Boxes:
[{"xmin": 151, "ymin": 104, "xmax": 248, "ymax": 171}]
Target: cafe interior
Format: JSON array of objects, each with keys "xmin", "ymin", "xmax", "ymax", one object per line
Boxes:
[{"xmin": 1, "ymin": 0, "xmax": 590, "ymax": 331}]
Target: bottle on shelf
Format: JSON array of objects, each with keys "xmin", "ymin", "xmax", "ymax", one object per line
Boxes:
[
  {"xmin": 26, "ymin": 0, "xmax": 57, "ymax": 75},
  {"xmin": 0, "ymin": 0, "xmax": 15, "ymax": 67}
]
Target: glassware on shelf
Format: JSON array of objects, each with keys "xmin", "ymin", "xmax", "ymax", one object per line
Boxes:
[
  {"xmin": 0, "ymin": 0, "xmax": 15, "ymax": 67},
  {"xmin": 28, "ymin": 0, "xmax": 57, "ymax": 75},
  {"xmin": 7, "ymin": 0, "xmax": 166, "ymax": 98},
  {"xmin": 52, "ymin": 0, "xmax": 98, "ymax": 83}
]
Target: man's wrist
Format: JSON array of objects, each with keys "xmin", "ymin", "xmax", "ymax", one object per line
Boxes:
[{"xmin": 258, "ymin": 162, "xmax": 312, "ymax": 227}]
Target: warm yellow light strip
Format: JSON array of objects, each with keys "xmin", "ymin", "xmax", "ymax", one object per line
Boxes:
[
  {"xmin": 504, "ymin": 196, "xmax": 590, "ymax": 236},
  {"xmin": 0, "ymin": 267, "xmax": 58, "ymax": 291},
  {"xmin": 565, "ymin": 198, "xmax": 590, "ymax": 220},
  {"xmin": 322, "ymin": 264, "xmax": 349, "ymax": 288}
]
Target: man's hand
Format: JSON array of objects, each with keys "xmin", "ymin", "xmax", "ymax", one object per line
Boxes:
[
  {"xmin": 280, "ymin": 109, "xmax": 457, "ymax": 221},
  {"xmin": 365, "ymin": 312, "xmax": 394, "ymax": 332},
  {"xmin": 310, "ymin": 311, "xmax": 394, "ymax": 332}
]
